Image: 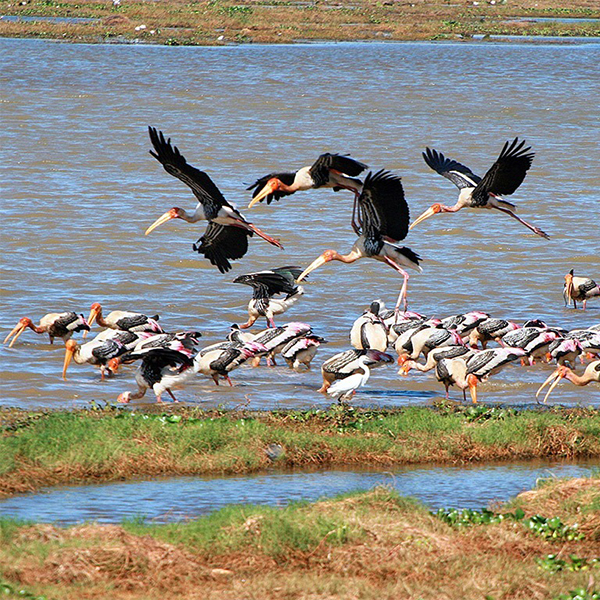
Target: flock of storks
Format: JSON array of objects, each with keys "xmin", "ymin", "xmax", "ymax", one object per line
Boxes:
[{"xmin": 4, "ymin": 127, "xmax": 599, "ymax": 404}]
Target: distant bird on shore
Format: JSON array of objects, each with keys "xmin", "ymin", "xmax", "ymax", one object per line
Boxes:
[
  {"xmin": 411, "ymin": 138, "xmax": 549, "ymax": 239},
  {"xmin": 4, "ymin": 312, "xmax": 89, "ymax": 347},
  {"xmin": 536, "ymin": 360, "xmax": 600, "ymax": 403},
  {"xmin": 233, "ymin": 266, "xmax": 304, "ymax": 329},
  {"xmin": 145, "ymin": 127, "xmax": 283, "ymax": 273},
  {"xmin": 297, "ymin": 170, "xmax": 422, "ymax": 312},
  {"xmin": 563, "ymin": 269, "xmax": 600, "ymax": 310}
]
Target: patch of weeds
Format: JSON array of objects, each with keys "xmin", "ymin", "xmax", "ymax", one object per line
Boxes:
[
  {"xmin": 434, "ymin": 401, "xmax": 516, "ymax": 422},
  {"xmin": 165, "ymin": 37, "xmax": 180, "ymax": 45},
  {"xmin": 555, "ymin": 590, "xmax": 600, "ymax": 600},
  {"xmin": 434, "ymin": 507, "xmax": 584, "ymax": 540},
  {"xmin": 220, "ymin": 5, "xmax": 253, "ymax": 17},
  {"xmin": 0, "ymin": 580, "xmax": 49, "ymax": 599},
  {"xmin": 536, "ymin": 554, "xmax": 599, "ymax": 573}
]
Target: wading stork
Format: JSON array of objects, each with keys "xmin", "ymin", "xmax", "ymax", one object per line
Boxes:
[
  {"xmin": 563, "ymin": 269, "xmax": 600, "ymax": 310},
  {"xmin": 85, "ymin": 303, "xmax": 163, "ymax": 337},
  {"xmin": 536, "ymin": 360, "xmax": 600, "ymax": 403},
  {"xmin": 145, "ymin": 127, "xmax": 283, "ymax": 273},
  {"xmin": 297, "ymin": 170, "xmax": 422, "ymax": 312},
  {"xmin": 411, "ymin": 138, "xmax": 549, "ymax": 239},
  {"xmin": 4, "ymin": 312, "xmax": 89, "ymax": 347}
]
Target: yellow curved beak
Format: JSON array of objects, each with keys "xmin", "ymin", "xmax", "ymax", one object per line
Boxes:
[
  {"xmin": 62, "ymin": 346, "xmax": 75, "ymax": 380},
  {"xmin": 409, "ymin": 206, "xmax": 439, "ymax": 231},
  {"xmin": 145, "ymin": 210, "xmax": 177, "ymax": 235},
  {"xmin": 297, "ymin": 254, "xmax": 330, "ymax": 282},
  {"xmin": 248, "ymin": 182, "xmax": 276, "ymax": 209},
  {"xmin": 4, "ymin": 322, "xmax": 27, "ymax": 348},
  {"xmin": 536, "ymin": 370, "xmax": 564, "ymax": 404}
]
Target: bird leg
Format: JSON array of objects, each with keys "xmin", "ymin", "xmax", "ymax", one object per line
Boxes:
[
  {"xmin": 212, "ymin": 374, "xmax": 220, "ymax": 385},
  {"xmin": 493, "ymin": 206, "xmax": 550, "ymax": 240},
  {"xmin": 226, "ymin": 375, "xmax": 234, "ymax": 386},
  {"xmin": 166, "ymin": 389, "xmax": 179, "ymax": 403},
  {"xmin": 233, "ymin": 220, "xmax": 284, "ymax": 249},
  {"xmin": 383, "ymin": 257, "xmax": 410, "ymax": 314}
]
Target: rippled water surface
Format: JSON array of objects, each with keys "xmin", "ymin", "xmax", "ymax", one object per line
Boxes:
[
  {"xmin": 1, "ymin": 460, "xmax": 597, "ymax": 525},
  {"xmin": 1, "ymin": 39, "xmax": 599, "ymax": 409}
]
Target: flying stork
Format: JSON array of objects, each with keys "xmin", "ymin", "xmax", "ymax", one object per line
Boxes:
[
  {"xmin": 297, "ymin": 169, "xmax": 422, "ymax": 312},
  {"xmin": 411, "ymin": 138, "xmax": 549, "ymax": 239},
  {"xmin": 145, "ymin": 127, "xmax": 283, "ymax": 273}
]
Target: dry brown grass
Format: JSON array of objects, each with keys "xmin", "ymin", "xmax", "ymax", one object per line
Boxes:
[
  {"xmin": 0, "ymin": 0, "xmax": 598, "ymax": 45},
  {"xmin": 1, "ymin": 481, "xmax": 599, "ymax": 599}
]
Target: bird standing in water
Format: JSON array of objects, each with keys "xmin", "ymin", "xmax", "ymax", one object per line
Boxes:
[
  {"xmin": 563, "ymin": 269, "xmax": 600, "ymax": 310},
  {"xmin": 4, "ymin": 312, "xmax": 89, "ymax": 347}
]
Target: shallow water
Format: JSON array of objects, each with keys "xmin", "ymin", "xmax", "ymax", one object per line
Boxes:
[
  {"xmin": 0, "ymin": 460, "xmax": 597, "ymax": 525},
  {"xmin": 1, "ymin": 39, "xmax": 599, "ymax": 410}
]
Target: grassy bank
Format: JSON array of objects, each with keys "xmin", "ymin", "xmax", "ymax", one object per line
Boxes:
[
  {"xmin": 0, "ymin": 477, "xmax": 598, "ymax": 599},
  {"xmin": 0, "ymin": 0, "xmax": 599, "ymax": 45},
  {"xmin": 1, "ymin": 404, "xmax": 599, "ymax": 496}
]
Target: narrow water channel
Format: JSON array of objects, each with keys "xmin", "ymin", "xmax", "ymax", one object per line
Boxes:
[{"xmin": 1, "ymin": 460, "xmax": 597, "ymax": 525}]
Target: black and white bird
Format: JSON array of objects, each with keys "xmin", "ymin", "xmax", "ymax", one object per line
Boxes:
[
  {"xmin": 396, "ymin": 326, "xmax": 464, "ymax": 365},
  {"xmin": 4, "ymin": 312, "xmax": 89, "ymax": 347},
  {"xmin": 399, "ymin": 344, "xmax": 474, "ymax": 375},
  {"xmin": 297, "ymin": 170, "xmax": 422, "ymax": 312},
  {"xmin": 116, "ymin": 336, "xmax": 199, "ymax": 404},
  {"xmin": 468, "ymin": 318, "xmax": 520, "ymax": 349},
  {"xmin": 233, "ymin": 266, "xmax": 304, "ymax": 329},
  {"xmin": 563, "ymin": 270, "xmax": 600, "ymax": 310},
  {"xmin": 440, "ymin": 311, "xmax": 490, "ymax": 336},
  {"xmin": 500, "ymin": 328, "xmax": 560, "ymax": 365},
  {"xmin": 86, "ymin": 303, "xmax": 163, "ymax": 337},
  {"xmin": 319, "ymin": 348, "xmax": 393, "ymax": 393},
  {"xmin": 145, "ymin": 127, "xmax": 283, "ymax": 273},
  {"xmin": 247, "ymin": 153, "xmax": 367, "ymax": 207},
  {"xmin": 249, "ymin": 322, "xmax": 313, "ymax": 366},
  {"xmin": 281, "ymin": 334, "xmax": 327, "ymax": 371},
  {"xmin": 350, "ymin": 301, "xmax": 388, "ymax": 352},
  {"xmin": 411, "ymin": 138, "xmax": 549, "ymax": 239}
]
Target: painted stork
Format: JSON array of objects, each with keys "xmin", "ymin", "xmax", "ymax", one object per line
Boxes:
[
  {"xmin": 440, "ymin": 311, "xmax": 490, "ymax": 336},
  {"xmin": 500, "ymin": 328, "xmax": 560, "ymax": 365},
  {"xmin": 468, "ymin": 318, "xmax": 520, "ymax": 349},
  {"xmin": 563, "ymin": 270, "xmax": 600, "ymax": 310},
  {"xmin": 85, "ymin": 303, "xmax": 163, "ymax": 337},
  {"xmin": 194, "ymin": 340, "xmax": 267, "ymax": 385},
  {"xmin": 4, "ymin": 312, "xmax": 89, "ymax": 347},
  {"xmin": 233, "ymin": 266, "xmax": 304, "ymax": 329},
  {"xmin": 281, "ymin": 334, "xmax": 327, "ymax": 371},
  {"xmin": 327, "ymin": 354, "xmax": 372, "ymax": 403},
  {"xmin": 145, "ymin": 127, "xmax": 283, "ymax": 273},
  {"xmin": 320, "ymin": 348, "xmax": 393, "ymax": 393},
  {"xmin": 117, "ymin": 337, "xmax": 198, "ymax": 404},
  {"xmin": 350, "ymin": 301, "xmax": 388, "ymax": 352},
  {"xmin": 548, "ymin": 338, "xmax": 583, "ymax": 367},
  {"xmin": 62, "ymin": 331, "xmax": 141, "ymax": 380},
  {"xmin": 249, "ymin": 321, "xmax": 313, "ymax": 366},
  {"xmin": 411, "ymin": 138, "xmax": 549, "ymax": 239},
  {"xmin": 399, "ymin": 344, "xmax": 474, "ymax": 376},
  {"xmin": 396, "ymin": 326, "xmax": 464, "ymax": 365},
  {"xmin": 435, "ymin": 346, "xmax": 526, "ymax": 403},
  {"xmin": 536, "ymin": 360, "xmax": 600, "ymax": 403},
  {"xmin": 247, "ymin": 153, "xmax": 367, "ymax": 206},
  {"xmin": 297, "ymin": 170, "xmax": 422, "ymax": 312}
]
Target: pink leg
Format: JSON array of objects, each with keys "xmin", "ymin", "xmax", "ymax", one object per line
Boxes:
[
  {"xmin": 494, "ymin": 206, "xmax": 550, "ymax": 239},
  {"xmin": 166, "ymin": 389, "xmax": 179, "ymax": 402},
  {"xmin": 384, "ymin": 257, "xmax": 410, "ymax": 313}
]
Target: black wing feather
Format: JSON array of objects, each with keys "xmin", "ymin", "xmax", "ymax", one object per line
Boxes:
[
  {"xmin": 309, "ymin": 153, "xmax": 368, "ymax": 187},
  {"xmin": 148, "ymin": 126, "xmax": 230, "ymax": 219},
  {"xmin": 247, "ymin": 172, "xmax": 297, "ymax": 205},
  {"xmin": 422, "ymin": 147, "xmax": 481, "ymax": 190},
  {"xmin": 193, "ymin": 222, "xmax": 251, "ymax": 273},
  {"xmin": 233, "ymin": 266, "xmax": 302, "ymax": 296},
  {"xmin": 358, "ymin": 170, "xmax": 410, "ymax": 246},
  {"xmin": 472, "ymin": 137, "xmax": 534, "ymax": 203}
]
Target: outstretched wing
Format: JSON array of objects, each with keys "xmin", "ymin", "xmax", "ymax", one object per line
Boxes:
[
  {"xmin": 358, "ymin": 170, "xmax": 410, "ymax": 245},
  {"xmin": 193, "ymin": 222, "xmax": 251, "ymax": 273},
  {"xmin": 233, "ymin": 266, "xmax": 302, "ymax": 296},
  {"xmin": 247, "ymin": 172, "xmax": 297, "ymax": 205},
  {"xmin": 148, "ymin": 126, "xmax": 230, "ymax": 219},
  {"xmin": 472, "ymin": 138, "xmax": 534, "ymax": 203},
  {"xmin": 309, "ymin": 153, "xmax": 368, "ymax": 187},
  {"xmin": 422, "ymin": 147, "xmax": 481, "ymax": 190}
]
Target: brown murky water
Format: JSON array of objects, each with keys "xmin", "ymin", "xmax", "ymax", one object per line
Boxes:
[{"xmin": 1, "ymin": 39, "xmax": 599, "ymax": 409}]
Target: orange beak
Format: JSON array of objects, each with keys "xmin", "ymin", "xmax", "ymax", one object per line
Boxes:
[
  {"xmin": 248, "ymin": 180, "xmax": 278, "ymax": 209},
  {"xmin": 467, "ymin": 374, "xmax": 478, "ymax": 404},
  {"xmin": 297, "ymin": 253, "xmax": 332, "ymax": 282},
  {"xmin": 409, "ymin": 204, "xmax": 442, "ymax": 230},
  {"xmin": 4, "ymin": 320, "xmax": 28, "ymax": 348},
  {"xmin": 62, "ymin": 342, "xmax": 76, "ymax": 380},
  {"xmin": 536, "ymin": 369, "xmax": 565, "ymax": 404}
]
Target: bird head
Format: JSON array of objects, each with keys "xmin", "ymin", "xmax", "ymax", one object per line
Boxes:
[
  {"xmin": 3, "ymin": 317, "xmax": 34, "ymax": 347},
  {"xmin": 296, "ymin": 250, "xmax": 339, "ymax": 282},
  {"xmin": 248, "ymin": 179, "xmax": 281, "ymax": 208},
  {"xmin": 145, "ymin": 207, "xmax": 185, "ymax": 235},
  {"xmin": 409, "ymin": 204, "xmax": 443, "ymax": 230}
]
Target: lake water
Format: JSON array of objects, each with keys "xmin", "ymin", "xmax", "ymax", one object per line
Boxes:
[
  {"xmin": 0, "ymin": 460, "xmax": 597, "ymax": 525},
  {"xmin": 1, "ymin": 39, "xmax": 599, "ymax": 409}
]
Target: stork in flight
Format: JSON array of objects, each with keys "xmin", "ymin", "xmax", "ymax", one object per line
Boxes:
[
  {"xmin": 145, "ymin": 127, "xmax": 283, "ymax": 273},
  {"xmin": 297, "ymin": 169, "xmax": 422, "ymax": 312},
  {"xmin": 247, "ymin": 153, "xmax": 368, "ymax": 232},
  {"xmin": 411, "ymin": 138, "xmax": 549, "ymax": 239}
]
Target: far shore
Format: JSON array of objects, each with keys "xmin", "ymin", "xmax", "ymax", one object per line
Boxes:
[{"xmin": 1, "ymin": 0, "xmax": 599, "ymax": 46}]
